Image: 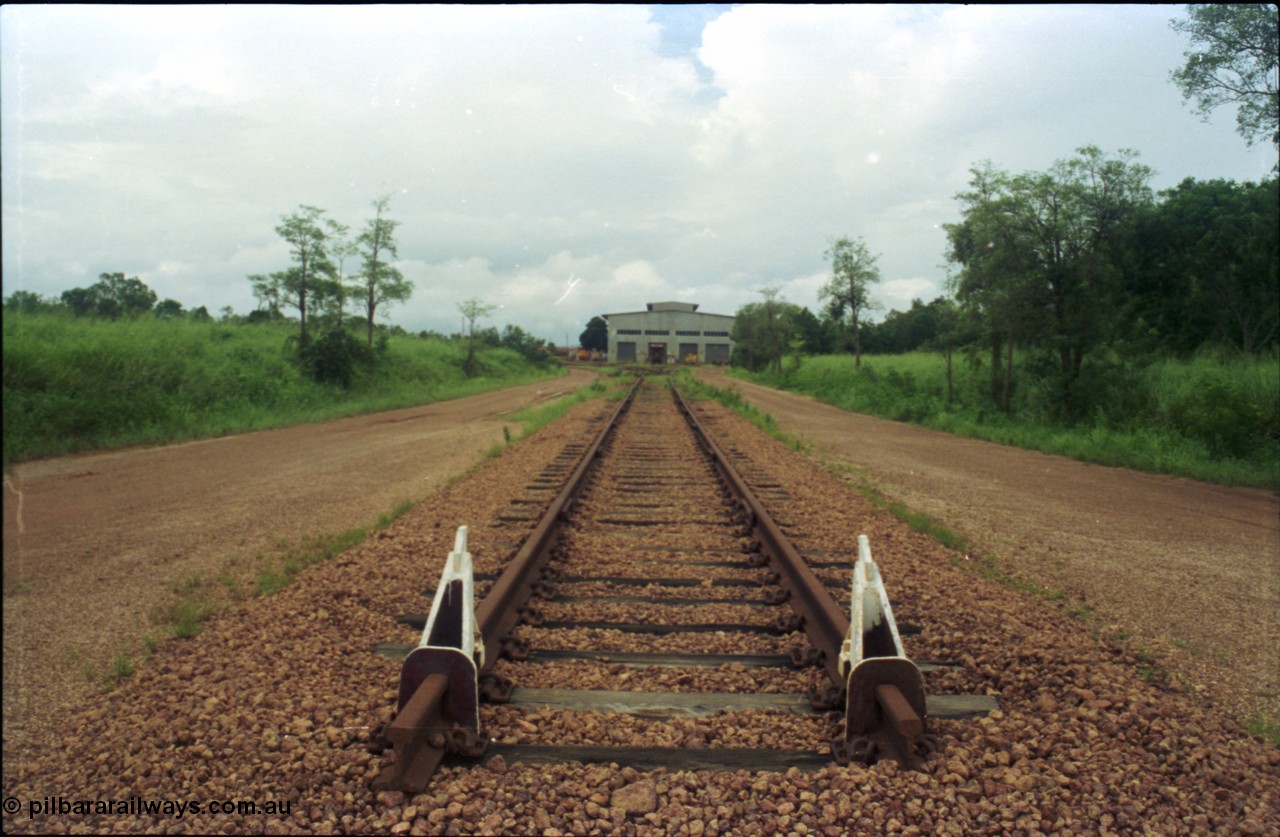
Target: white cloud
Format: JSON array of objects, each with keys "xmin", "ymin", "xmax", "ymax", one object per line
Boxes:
[
  {"xmin": 3, "ymin": 5, "xmax": 1274, "ymax": 342},
  {"xmin": 877, "ymin": 277, "xmax": 943, "ymax": 314}
]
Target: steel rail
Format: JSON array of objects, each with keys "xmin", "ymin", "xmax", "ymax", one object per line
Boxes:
[
  {"xmin": 374, "ymin": 376, "xmax": 641, "ymax": 790},
  {"xmin": 669, "ymin": 385, "xmax": 851, "ymax": 694},
  {"xmin": 473, "ymin": 376, "xmax": 641, "ymax": 670},
  {"xmin": 670, "ymin": 383, "xmax": 933, "ymax": 768},
  {"xmin": 375, "ymin": 376, "xmax": 935, "ymax": 791}
]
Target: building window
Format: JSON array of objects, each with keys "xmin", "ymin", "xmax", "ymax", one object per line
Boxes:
[
  {"xmin": 676, "ymin": 330, "xmax": 701, "ymax": 336},
  {"xmin": 616, "ymin": 329, "xmax": 642, "ymax": 335},
  {"xmin": 703, "ymin": 331, "xmax": 730, "ymax": 337},
  {"xmin": 644, "ymin": 329, "xmax": 670, "ymax": 335}
]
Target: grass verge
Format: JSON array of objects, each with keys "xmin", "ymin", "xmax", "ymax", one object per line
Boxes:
[
  {"xmin": 733, "ymin": 351, "xmax": 1279, "ymax": 490},
  {"xmin": 3, "ymin": 312, "xmax": 566, "ymax": 467},
  {"xmin": 673, "ymin": 371, "xmax": 808, "ymax": 454},
  {"xmin": 101, "ymin": 496, "xmax": 422, "ymax": 693},
  {"xmin": 1246, "ymin": 715, "xmax": 1280, "ymax": 746}
]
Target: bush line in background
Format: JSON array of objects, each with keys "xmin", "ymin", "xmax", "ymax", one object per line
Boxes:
[
  {"xmin": 2, "ymin": 312, "xmax": 566, "ymax": 466},
  {"xmin": 732, "ymin": 351, "xmax": 1279, "ymax": 490}
]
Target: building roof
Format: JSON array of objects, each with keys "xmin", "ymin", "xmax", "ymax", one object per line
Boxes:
[{"xmin": 601, "ymin": 301, "xmax": 734, "ymax": 320}]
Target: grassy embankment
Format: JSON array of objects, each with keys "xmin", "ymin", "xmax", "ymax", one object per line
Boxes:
[
  {"xmin": 2, "ymin": 311, "xmax": 567, "ymax": 466},
  {"xmin": 733, "ymin": 351, "xmax": 1279, "ymax": 491},
  {"xmin": 2, "ymin": 311, "xmax": 590, "ymax": 688}
]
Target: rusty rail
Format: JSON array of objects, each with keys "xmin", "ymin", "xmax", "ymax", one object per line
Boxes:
[
  {"xmin": 670, "ymin": 384, "xmax": 930, "ymax": 768},
  {"xmin": 374, "ymin": 377, "xmax": 641, "ymax": 790},
  {"xmin": 374, "ymin": 376, "xmax": 931, "ymax": 791}
]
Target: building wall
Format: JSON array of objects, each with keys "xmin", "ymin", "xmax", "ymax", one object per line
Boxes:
[{"xmin": 603, "ymin": 301, "xmax": 735, "ymax": 364}]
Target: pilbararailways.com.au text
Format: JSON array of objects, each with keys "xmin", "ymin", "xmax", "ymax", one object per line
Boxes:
[{"xmin": 12, "ymin": 796, "xmax": 290, "ymax": 819}]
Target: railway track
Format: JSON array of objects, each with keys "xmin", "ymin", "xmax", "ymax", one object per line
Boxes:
[
  {"xmin": 9, "ymin": 374, "xmax": 1280, "ymax": 834},
  {"xmin": 371, "ymin": 377, "xmax": 995, "ymax": 791}
]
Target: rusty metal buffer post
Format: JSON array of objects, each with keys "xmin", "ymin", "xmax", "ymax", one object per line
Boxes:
[
  {"xmin": 835, "ymin": 535, "xmax": 932, "ymax": 769},
  {"xmin": 374, "ymin": 526, "xmax": 484, "ymax": 791}
]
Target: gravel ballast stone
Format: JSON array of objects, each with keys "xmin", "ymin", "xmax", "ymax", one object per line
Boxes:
[{"xmin": 4, "ymin": 386, "xmax": 1278, "ymax": 834}]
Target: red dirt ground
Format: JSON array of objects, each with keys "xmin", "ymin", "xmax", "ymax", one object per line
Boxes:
[{"xmin": 4, "ymin": 364, "xmax": 1276, "ymax": 772}]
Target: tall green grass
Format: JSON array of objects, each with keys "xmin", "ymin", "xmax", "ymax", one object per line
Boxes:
[
  {"xmin": 2, "ymin": 311, "xmax": 566, "ymax": 465},
  {"xmin": 675, "ymin": 370, "xmax": 807, "ymax": 453},
  {"xmin": 736, "ymin": 350, "xmax": 1279, "ymax": 489}
]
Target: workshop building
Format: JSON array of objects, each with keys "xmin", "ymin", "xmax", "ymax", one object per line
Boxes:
[{"xmin": 601, "ymin": 301, "xmax": 735, "ymax": 364}]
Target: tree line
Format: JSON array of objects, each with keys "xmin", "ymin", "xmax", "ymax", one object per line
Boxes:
[
  {"xmin": 6, "ymin": 196, "xmax": 555, "ymax": 387},
  {"xmin": 732, "ymin": 5, "xmax": 1278, "ymax": 422},
  {"xmin": 733, "ymin": 152, "xmax": 1276, "ymax": 419}
]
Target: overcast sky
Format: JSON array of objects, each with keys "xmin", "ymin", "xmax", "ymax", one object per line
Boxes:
[{"xmin": 3, "ymin": 4, "xmax": 1276, "ymax": 342}]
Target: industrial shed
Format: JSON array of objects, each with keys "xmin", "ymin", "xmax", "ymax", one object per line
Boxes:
[{"xmin": 601, "ymin": 301, "xmax": 735, "ymax": 364}]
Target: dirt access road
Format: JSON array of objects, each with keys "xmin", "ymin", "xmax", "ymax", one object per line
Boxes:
[
  {"xmin": 2, "ymin": 368, "xmax": 596, "ymax": 767},
  {"xmin": 696, "ymin": 367, "xmax": 1279, "ymax": 728},
  {"xmin": 3, "ymin": 364, "xmax": 1276, "ymax": 772}
]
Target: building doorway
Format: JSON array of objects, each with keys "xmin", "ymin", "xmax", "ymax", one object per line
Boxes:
[{"xmin": 647, "ymin": 342, "xmax": 667, "ymax": 363}]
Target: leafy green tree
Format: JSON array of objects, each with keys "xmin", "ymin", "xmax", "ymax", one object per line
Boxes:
[
  {"xmin": 60, "ymin": 286, "xmax": 97, "ymax": 317},
  {"xmin": 154, "ymin": 298, "xmax": 185, "ymax": 319},
  {"xmin": 922, "ymin": 296, "xmax": 966, "ymax": 405},
  {"xmin": 357, "ymin": 195, "xmax": 413, "ymax": 348},
  {"xmin": 96, "ymin": 272, "xmax": 158, "ymax": 318},
  {"xmin": 502, "ymin": 324, "xmax": 552, "ymax": 364},
  {"xmin": 60, "ymin": 273, "xmax": 157, "ymax": 319},
  {"xmin": 4, "ymin": 290, "xmax": 51, "ymax": 314},
  {"xmin": 1170, "ymin": 4, "xmax": 1279, "ymax": 151},
  {"xmin": 947, "ymin": 148, "xmax": 1154, "ymax": 417},
  {"xmin": 249, "ymin": 270, "xmax": 286, "ymax": 319},
  {"xmin": 579, "ymin": 316, "xmax": 608, "ymax": 352},
  {"xmin": 791, "ymin": 306, "xmax": 833, "ymax": 356},
  {"xmin": 820, "ymin": 237, "xmax": 881, "ymax": 368},
  {"xmin": 458, "ymin": 297, "xmax": 497, "ymax": 376},
  {"xmin": 273, "ymin": 205, "xmax": 335, "ymax": 352},
  {"xmin": 945, "ymin": 162, "xmax": 1045, "ymax": 411},
  {"xmin": 301, "ymin": 327, "xmax": 374, "ymax": 389},
  {"xmin": 863, "ymin": 297, "xmax": 954, "ymax": 354},
  {"xmin": 1123, "ymin": 177, "xmax": 1278, "ymax": 354},
  {"xmin": 731, "ymin": 288, "xmax": 803, "ymax": 374},
  {"xmin": 325, "ymin": 219, "xmax": 360, "ymax": 329}
]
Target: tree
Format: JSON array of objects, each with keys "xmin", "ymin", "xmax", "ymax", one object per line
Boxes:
[
  {"xmin": 273, "ymin": 205, "xmax": 334, "ymax": 352},
  {"xmin": 97, "ymin": 272, "xmax": 158, "ymax": 318},
  {"xmin": 154, "ymin": 298, "xmax": 185, "ymax": 319},
  {"xmin": 922, "ymin": 296, "xmax": 964, "ymax": 405},
  {"xmin": 791, "ymin": 306, "xmax": 833, "ymax": 356},
  {"xmin": 1123, "ymin": 177, "xmax": 1279, "ymax": 354},
  {"xmin": 301, "ymin": 327, "xmax": 374, "ymax": 389},
  {"xmin": 863, "ymin": 297, "xmax": 953, "ymax": 354},
  {"xmin": 249, "ymin": 270, "xmax": 286, "ymax": 319},
  {"xmin": 820, "ymin": 237, "xmax": 881, "ymax": 368},
  {"xmin": 357, "ymin": 195, "xmax": 413, "ymax": 348},
  {"xmin": 458, "ymin": 297, "xmax": 497, "ymax": 376},
  {"xmin": 4, "ymin": 290, "xmax": 51, "ymax": 314},
  {"xmin": 1170, "ymin": 4, "xmax": 1279, "ymax": 152},
  {"xmin": 579, "ymin": 316, "xmax": 608, "ymax": 352},
  {"xmin": 945, "ymin": 161, "xmax": 1044, "ymax": 411},
  {"xmin": 61, "ymin": 286, "xmax": 97, "ymax": 317},
  {"xmin": 325, "ymin": 219, "xmax": 360, "ymax": 329},
  {"xmin": 60, "ymin": 273, "xmax": 157, "ymax": 319},
  {"xmin": 946, "ymin": 149, "xmax": 1155, "ymax": 417},
  {"xmin": 731, "ymin": 288, "xmax": 803, "ymax": 374},
  {"xmin": 502, "ymin": 324, "xmax": 552, "ymax": 364}
]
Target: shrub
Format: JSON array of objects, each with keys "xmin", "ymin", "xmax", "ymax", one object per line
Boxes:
[{"xmin": 301, "ymin": 328, "xmax": 375, "ymax": 389}]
